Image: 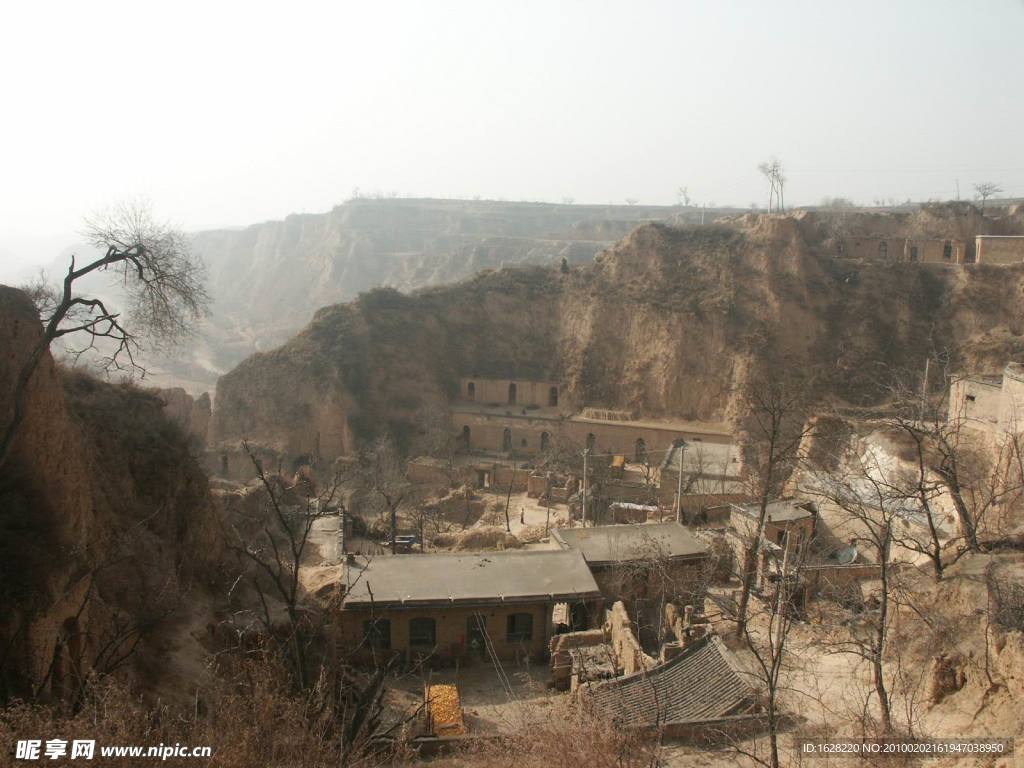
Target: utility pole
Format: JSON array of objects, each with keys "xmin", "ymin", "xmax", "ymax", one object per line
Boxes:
[
  {"xmin": 503, "ymin": 452, "xmax": 516, "ymax": 533},
  {"xmin": 775, "ymin": 529, "xmax": 791, "ymax": 650},
  {"xmin": 581, "ymin": 447, "xmax": 590, "ymax": 527},
  {"xmin": 921, "ymin": 357, "xmax": 930, "ymax": 416},
  {"xmin": 674, "ymin": 439, "xmax": 688, "ymax": 524},
  {"xmin": 955, "ymin": 179, "xmax": 961, "ymax": 201},
  {"xmin": 701, "ymin": 204, "xmax": 706, "ymax": 226}
]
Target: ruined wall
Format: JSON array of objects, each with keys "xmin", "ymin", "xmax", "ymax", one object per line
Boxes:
[
  {"xmin": 605, "ymin": 601, "xmax": 655, "ymax": 676},
  {"xmin": 976, "ymin": 236, "xmax": 1024, "ymax": 265}
]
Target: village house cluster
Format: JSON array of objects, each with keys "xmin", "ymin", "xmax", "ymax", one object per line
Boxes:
[
  {"xmin": 834, "ymin": 233, "xmax": 1024, "ymax": 265},
  {"xmin": 316, "ymin": 371, "xmax": 911, "ymax": 745}
]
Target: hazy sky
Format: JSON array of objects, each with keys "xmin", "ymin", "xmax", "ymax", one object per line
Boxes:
[{"xmin": 2, "ymin": 0, "xmax": 1023, "ymax": 279}]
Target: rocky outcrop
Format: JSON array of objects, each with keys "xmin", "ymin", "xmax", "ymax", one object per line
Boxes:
[
  {"xmin": 211, "ymin": 212, "xmax": 1024, "ymax": 467},
  {"xmin": 153, "ymin": 387, "xmax": 211, "ymax": 445},
  {"xmin": 0, "ymin": 286, "xmax": 221, "ymax": 701}
]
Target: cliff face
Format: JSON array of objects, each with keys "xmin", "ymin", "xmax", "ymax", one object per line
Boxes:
[
  {"xmin": 143, "ymin": 198, "xmax": 723, "ymax": 393},
  {"xmin": 0, "ymin": 286, "xmax": 221, "ymax": 700},
  {"xmin": 211, "ymin": 213, "xmax": 1024, "ymax": 464}
]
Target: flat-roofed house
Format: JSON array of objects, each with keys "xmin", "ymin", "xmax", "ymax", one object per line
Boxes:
[
  {"xmin": 552, "ymin": 523, "xmax": 712, "ymax": 609},
  {"xmin": 337, "ymin": 550, "xmax": 602, "ymax": 663},
  {"xmin": 728, "ymin": 499, "xmax": 817, "ymax": 587}
]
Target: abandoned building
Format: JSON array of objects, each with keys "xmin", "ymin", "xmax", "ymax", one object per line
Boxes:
[
  {"xmin": 453, "ymin": 376, "xmax": 735, "ymax": 458},
  {"xmin": 335, "ymin": 549, "xmax": 602, "ymax": 663},
  {"xmin": 552, "ymin": 523, "xmax": 712, "ymax": 610},
  {"xmin": 949, "ymin": 362, "xmax": 1024, "ymax": 440},
  {"xmin": 975, "ymin": 235, "xmax": 1024, "ymax": 265},
  {"xmin": 835, "ymin": 236, "xmax": 969, "ymax": 264}
]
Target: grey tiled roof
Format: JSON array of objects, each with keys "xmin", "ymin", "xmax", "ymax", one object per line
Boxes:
[{"xmin": 586, "ymin": 636, "xmax": 755, "ymax": 726}]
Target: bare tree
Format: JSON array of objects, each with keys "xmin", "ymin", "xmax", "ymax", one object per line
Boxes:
[
  {"xmin": 807, "ymin": 442, "xmax": 902, "ymax": 733},
  {"xmin": 888, "ymin": 370, "xmax": 1023, "ymax": 560},
  {"xmin": 676, "ymin": 186, "xmax": 691, "ymax": 207},
  {"xmin": 735, "ymin": 373, "xmax": 813, "ymax": 639},
  {"xmin": 357, "ymin": 436, "xmax": 411, "ymax": 553},
  {"xmin": 2, "ymin": 203, "xmax": 208, "ymax": 467},
  {"xmin": 226, "ymin": 442, "xmax": 346, "ymax": 689},
  {"xmin": 973, "ymin": 181, "xmax": 1003, "ymax": 213},
  {"xmin": 758, "ymin": 159, "xmax": 786, "ymax": 213},
  {"xmin": 734, "ymin": 532, "xmax": 808, "ymax": 768}
]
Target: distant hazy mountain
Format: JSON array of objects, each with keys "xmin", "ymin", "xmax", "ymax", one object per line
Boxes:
[
  {"xmin": 11, "ymin": 198, "xmax": 740, "ymax": 393},
  {"xmin": 172, "ymin": 198, "xmax": 721, "ymax": 392}
]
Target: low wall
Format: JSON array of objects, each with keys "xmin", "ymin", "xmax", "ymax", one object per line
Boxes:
[
  {"xmin": 803, "ymin": 563, "xmax": 880, "ymax": 599},
  {"xmin": 493, "ymin": 465, "xmax": 530, "ymax": 492},
  {"xmin": 659, "ymin": 713, "xmax": 768, "ymax": 744}
]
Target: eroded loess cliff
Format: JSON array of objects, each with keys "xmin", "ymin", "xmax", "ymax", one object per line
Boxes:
[
  {"xmin": 211, "ymin": 214, "xmax": 1024, "ymax": 464},
  {"xmin": 0, "ymin": 286, "xmax": 222, "ymax": 702}
]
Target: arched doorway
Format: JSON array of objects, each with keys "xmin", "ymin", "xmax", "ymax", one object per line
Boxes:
[
  {"xmin": 467, "ymin": 381, "xmax": 476, "ymax": 400},
  {"xmin": 635, "ymin": 438, "xmax": 646, "ymax": 462},
  {"xmin": 540, "ymin": 431, "xmax": 550, "ymax": 452},
  {"xmin": 508, "ymin": 382, "xmax": 517, "ymax": 405},
  {"xmin": 461, "ymin": 425, "xmax": 471, "ymax": 448},
  {"xmin": 502, "ymin": 428, "xmax": 513, "ymax": 451},
  {"xmin": 586, "ymin": 433, "xmax": 596, "ymax": 451},
  {"xmin": 548, "ymin": 386, "xmax": 559, "ymax": 407}
]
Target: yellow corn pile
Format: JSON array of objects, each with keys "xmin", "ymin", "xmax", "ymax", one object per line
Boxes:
[{"xmin": 426, "ymin": 684, "xmax": 466, "ymax": 736}]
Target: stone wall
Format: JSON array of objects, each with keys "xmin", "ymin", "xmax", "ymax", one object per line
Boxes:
[{"xmin": 976, "ymin": 236, "xmax": 1024, "ymax": 265}]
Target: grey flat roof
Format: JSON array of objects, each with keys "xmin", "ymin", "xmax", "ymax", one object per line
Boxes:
[
  {"xmin": 341, "ymin": 549, "xmax": 601, "ymax": 608},
  {"xmin": 733, "ymin": 499, "xmax": 815, "ymax": 523},
  {"xmin": 552, "ymin": 523, "xmax": 709, "ymax": 565}
]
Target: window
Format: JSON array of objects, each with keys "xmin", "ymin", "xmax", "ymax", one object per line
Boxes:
[
  {"xmin": 540, "ymin": 431, "xmax": 550, "ymax": 451},
  {"xmin": 910, "ymin": 245, "xmax": 919, "ymax": 262},
  {"xmin": 461, "ymin": 425, "xmax": 471, "ymax": 447},
  {"xmin": 966, "ymin": 395, "xmax": 976, "ymax": 403},
  {"xmin": 878, "ymin": 240, "xmax": 888, "ymax": 259},
  {"xmin": 502, "ymin": 428, "xmax": 513, "ymax": 451},
  {"xmin": 586, "ymin": 433, "xmax": 596, "ymax": 451},
  {"xmin": 507, "ymin": 612, "xmax": 533, "ymax": 642},
  {"xmin": 508, "ymin": 382, "xmax": 517, "ymax": 405},
  {"xmin": 409, "ymin": 618, "xmax": 436, "ymax": 648},
  {"xmin": 521, "ymin": 438, "xmax": 527, "ymax": 448},
  {"xmin": 548, "ymin": 386, "xmax": 559, "ymax": 407},
  {"xmin": 943, "ymin": 241, "xmax": 953, "ymax": 260},
  {"xmin": 467, "ymin": 381, "xmax": 475, "ymax": 400},
  {"xmin": 363, "ymin": 619, "xmax": 391, "ymax": 650}
]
